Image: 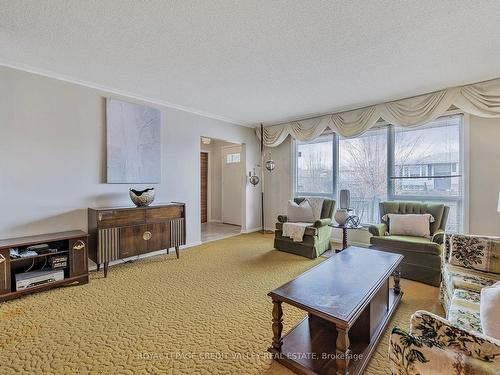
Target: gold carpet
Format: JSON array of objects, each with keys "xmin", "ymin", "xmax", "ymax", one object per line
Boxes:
[{"xmin": 0, "ymin": 233, "xmax": 443, "ymax": 374}]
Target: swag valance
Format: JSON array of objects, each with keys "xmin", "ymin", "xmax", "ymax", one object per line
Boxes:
[{"xmin": 257, "ymin": 78, "xmax": 500, "ymax": 147}]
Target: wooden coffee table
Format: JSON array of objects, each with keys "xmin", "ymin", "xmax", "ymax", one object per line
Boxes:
[{"xmin": 268, "ymin": 246, "xmax": 403, "ymax": 375}]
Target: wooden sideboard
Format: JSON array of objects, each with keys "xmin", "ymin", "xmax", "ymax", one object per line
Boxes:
[
  {"xmin": 88, "ymin": 203, "xmax": 186, "ymax": 277},
  {"xmin": 0, "ymin": 230, "xmax": 89, "ymax": 302}
]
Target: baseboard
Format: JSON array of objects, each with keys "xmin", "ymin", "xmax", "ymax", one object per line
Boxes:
[
  {"xmin": 242, "ymin": 227, "xmax": 260, "ymax": 233},
  {"xmin": 243, "ymin": 227, "xmax": 274, "ymax": 234},
  {"xmin": 183, "ymin": 241, "xmax": 203, "ymax": 249},
  {"xmin": 208, "ymin": 219, "xmax": 222, "ymax": 223},
  {"xmin": 88, "ymin": 241, "xmax": 202, "ymax": 271},
  {"xmin": 331, "ymin": 237, "xmax": 370, "ymax": 248}
]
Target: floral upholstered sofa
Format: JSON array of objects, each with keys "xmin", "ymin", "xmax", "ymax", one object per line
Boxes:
[{"xmin": 389, "ymin": 234, "xmax": 500, "ymax": 374}]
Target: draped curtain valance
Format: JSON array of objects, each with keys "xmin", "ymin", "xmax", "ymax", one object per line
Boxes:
[{"xmin": 257, "ymin": 78, "xmax": 500, "ymax": 147}]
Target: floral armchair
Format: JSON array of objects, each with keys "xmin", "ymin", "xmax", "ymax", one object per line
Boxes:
[
  {"xmin": 390, "ymin": 311, "xmax": 500, "ymax": 374},
  {"xmin": 390, "ymin": 234, "xmax": 500, "ymax": 374}
]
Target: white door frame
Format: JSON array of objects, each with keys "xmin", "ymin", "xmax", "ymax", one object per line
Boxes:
[{"xmin": 221, "ymin": 144, "xmax": 245, "ymax": 227}]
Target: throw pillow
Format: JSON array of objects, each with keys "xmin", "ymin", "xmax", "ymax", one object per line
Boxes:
[
  {"xmin": 382, "ymin": 213, "xmax": 435, "ymax": 238},
  {"xmin": 480, "ymin": 281, "xmax": 500, "ymax": 339},
  {"xmin": 306, "ymin": 197, "xmax": 325, "ymax": 220},
  {"xmin": 287, "ymin": 200, "xmax": 315, "ymax": 223}
]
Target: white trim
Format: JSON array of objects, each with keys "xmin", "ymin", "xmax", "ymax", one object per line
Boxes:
[
  {"xmin": 0, "ymin": 59, "xmax": 249, "ymax": 127},
  {"xmin": 87, "ymin": 241, "xmax": 202, "ymax": 271},
  {"xmin": 330, "ymin": 237, "xmax": 370, "ymax": 248},
  {"xmin": 221, "ymin": 144, "xmax": 245, "ymax": 226},
  {"xmin": 462, "ymin": 112, "xmax": 471, "ymax": 233},
  {"xmin": 242, "ymin": 227, "xmax": 274, "ymax": 233}
]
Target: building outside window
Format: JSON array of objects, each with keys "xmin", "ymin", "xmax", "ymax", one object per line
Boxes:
[{"xmin": 293, "ymin": 114, "xmax": 464, "ymax": 232}]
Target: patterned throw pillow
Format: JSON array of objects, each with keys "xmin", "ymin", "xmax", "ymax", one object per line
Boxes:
[{"xmin": 449, "ymin": 234, "xmax": 500, "ymax": 274}]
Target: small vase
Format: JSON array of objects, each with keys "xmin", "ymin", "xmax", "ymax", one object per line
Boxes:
[
  {"xmin": 129, "ymin": 188, "xmax": 155, "ymax": 207},
  {"xmin": 334, "ymin": 209, "xmax": 350, "ymax": 226}
]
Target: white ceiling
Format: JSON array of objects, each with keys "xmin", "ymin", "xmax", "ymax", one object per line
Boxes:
[{"xmin": 2, "ymin": 1, "xmax": 500, "ymax": 126}]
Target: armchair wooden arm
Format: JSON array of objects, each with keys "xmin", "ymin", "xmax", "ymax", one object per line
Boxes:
[{"xmin": 277, "ymin": 215, "xmax": 288, "ymax": 223}]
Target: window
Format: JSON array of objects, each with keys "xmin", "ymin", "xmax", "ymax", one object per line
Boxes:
[
  {"xmin": 226, "ymin": 153, "xmax": 240, "ymax": 163},
  {"xmin": 293, "ymin": 114, "xmax": 464, "ymax": 231},
  {"xmin": 294, "ymin": 134, "xmax": 334, "ymax": 196},
  {"xmin": 338, "ymin": 127, "xmax": 387, "ymax": 224},
  {"xmin": 391, "ymin": 116, "xmax": 463, "ymax": 232}
]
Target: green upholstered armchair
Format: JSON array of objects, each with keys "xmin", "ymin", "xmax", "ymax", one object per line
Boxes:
[
  {"xmin": 274, "ymin": 197, "xmax": 336, "ymax": 259},
  {"xmin": 369, "ymin": 201, "xmax": 449, "ymax": 286}
]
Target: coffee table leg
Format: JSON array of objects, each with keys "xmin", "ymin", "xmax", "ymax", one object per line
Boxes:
[
  {"xmin": 271, "ymin": 299, "xmax": 283, "ymax": 351},
  {"xmin": 335, "ymin": 327, "xmax": 350, "ymax": 374},
  {"xmin": 393, "ymin": 266, "xmax": 401, "ymax": 294}
]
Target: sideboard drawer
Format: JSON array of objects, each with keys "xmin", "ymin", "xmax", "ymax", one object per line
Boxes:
[
  {"xmin": 146, "ymin": 206, "xmax": 183, "ymax": 223},
  {"xmin": 97, "ymin": 209, "xmax": 145, "ymax": 229}
]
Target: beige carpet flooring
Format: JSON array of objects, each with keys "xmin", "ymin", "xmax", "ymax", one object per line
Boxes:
[{"xmin": 0, "ymin": 233, "xmax": 443, "ymax": 374}]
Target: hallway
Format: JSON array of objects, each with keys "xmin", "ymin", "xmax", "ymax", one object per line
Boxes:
[{"xmin": 201, "ymin": 222, "xmax": 241, "ymax": 243}]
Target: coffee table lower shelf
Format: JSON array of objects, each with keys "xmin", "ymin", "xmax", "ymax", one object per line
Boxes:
[{"xmin": 268, "ymin": 288, "xmax": 402, "ymax": 375}]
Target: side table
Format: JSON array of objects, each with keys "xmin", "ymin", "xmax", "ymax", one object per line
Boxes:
[{"xmin": 329, "ymin": 224, "xmax": 364, "ymax": 252}]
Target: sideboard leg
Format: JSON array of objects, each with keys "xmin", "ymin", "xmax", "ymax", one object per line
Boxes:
[
  {"xmin": 175, "ymin": 246, "xmax": 180, "ymax": 259},
  {"xmin": 96, "ymin": 263, "xmax": 101, "ymax": 272},
  {"xmin": 104, "ymin": 262, "xmax": 109, "ymax": 278},
  {"xmin": 167, "ymin": 247, "xmax": 170, "ymax": 255}
]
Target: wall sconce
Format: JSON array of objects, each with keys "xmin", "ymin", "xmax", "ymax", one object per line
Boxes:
[
  {"xmin": 265, "ymin": 151, "xmax": 276, "ymax": 172},
  {"xmin": 249, "ymin": 168, "xmax": 260, "ymax": 186}
]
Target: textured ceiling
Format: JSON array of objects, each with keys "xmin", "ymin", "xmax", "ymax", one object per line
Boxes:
[{"xmin": 1, "ymin": 1, "xmax": 500, "ymax": 126}]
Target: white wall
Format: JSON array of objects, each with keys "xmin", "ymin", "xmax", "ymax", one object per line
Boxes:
[
  {"xmin": 468, "ymin": 116, "xmax": 500, "ymax": 235},
  {"xmin": 263, "ymin": 138, "xmax": 292, "ymax": 230},
  {"xmin": 265, "ymin": 116, "xmax": 500, "ymax": 245},
  {"xmin": 0, "ymin": 66, "xmax": 261, "ymax": 244}
]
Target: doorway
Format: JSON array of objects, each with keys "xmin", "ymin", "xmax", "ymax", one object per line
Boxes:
[
  {"xmin": 221, "ymin": 144, "xmax": 243, "ymax": 225},
  {"xmin": 200, "ymin": 152, "xmax": 208, "ymax": 223},
  {"xmin": 200, "ymin": 137, "xmax": 245, "ymax": 243}
]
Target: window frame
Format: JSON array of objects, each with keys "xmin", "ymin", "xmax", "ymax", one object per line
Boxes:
[
  {"xmin": 226, "ymin": 152, "xmax": 241, "ymax": 164},
  {"xmin": 292, "ymin": 132, "xmax": 338, "ymax": 198},
  {"xmin": 292, "ymin": 113, "xmax": 465, "ymax": 231}
]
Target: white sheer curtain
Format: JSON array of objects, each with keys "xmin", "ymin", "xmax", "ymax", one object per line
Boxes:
[{"xmin": 257, "ymin": 78, "xmax": 500, "ymax": 146}]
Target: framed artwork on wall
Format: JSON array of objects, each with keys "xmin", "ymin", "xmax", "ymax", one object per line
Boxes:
[{"xmin": 106, "ymin": 98, "xmax": 161, "ymax": 183}]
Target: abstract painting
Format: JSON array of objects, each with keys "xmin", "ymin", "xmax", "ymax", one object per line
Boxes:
[{"xmin": 106, "ymin": 98, "xmax": 161, "ymax": 183}]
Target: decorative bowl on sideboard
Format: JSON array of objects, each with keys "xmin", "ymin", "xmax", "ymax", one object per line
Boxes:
[{"xmin": 129, "ymin": 188, "xmax": 155, "ymax": 207}]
